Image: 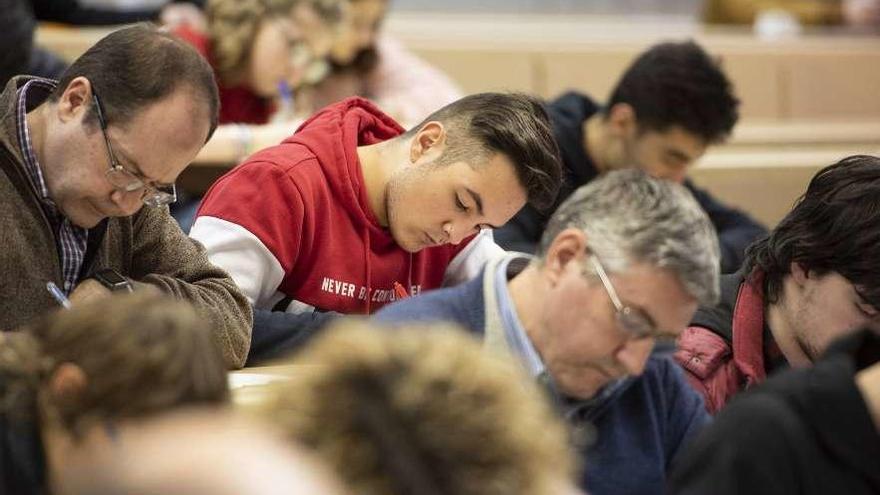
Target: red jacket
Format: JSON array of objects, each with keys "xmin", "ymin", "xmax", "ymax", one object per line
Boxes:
[
  {"xmin": 191, "ymin": 98, "xmax": 493, "ymax": 315},
  {"xmin": 174, "ymin": 26, "xmax": 273, "ymax": 124},
  {"xmin": 675, "ymin": 271, "xmax": 770, "ymax": 413}
]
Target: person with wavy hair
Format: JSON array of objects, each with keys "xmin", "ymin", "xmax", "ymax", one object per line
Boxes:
[
  {"xmin": 676, "ymin": 154, "xmax": 880, "ymax": 414},
  {"xmin": 175, "ymin": 0, "xmax": 345, "ymax": 125},
  {"xmin": 251, "ymin": 320, "xmax": 577, "ymax": 495},
  {"xmin": 0, "ymin": 292, "xmax": 229, "ymax": 494}
]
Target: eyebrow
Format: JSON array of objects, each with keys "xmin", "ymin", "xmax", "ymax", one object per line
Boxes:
[
  {"xmin": 465, "ymin": 187, "xmax": 502, "ymax": 229},
  {"xmin": 116, "ymin": 146, "xmax": 172, "ymax": 188},
  {"xmin": 666, "ymin": 149, "xmax": 691, "ymax": 164}
]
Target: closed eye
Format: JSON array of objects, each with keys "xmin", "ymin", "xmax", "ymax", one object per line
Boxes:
[{"xmin": 455, "ymin": 194, "xmax": 469, "ymax": 212}]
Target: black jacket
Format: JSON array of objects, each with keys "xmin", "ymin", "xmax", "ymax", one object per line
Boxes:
[
  {"xmin": 669, "ymin": 329, "xmax": 880, "ymax": 495},
  {"xmin": 29, "ymin": 0, "xmax": 203, "ymax": 26},
  {"xmin": 0, "ymin": 385, "xmax": 45, "ymax": 495},
  {"xmin": 494, "ymin": 91, "xmax": 767, "ymax": 273}
]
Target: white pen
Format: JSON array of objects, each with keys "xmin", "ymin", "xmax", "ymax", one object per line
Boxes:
[{"xmin": 46, "ymin": 281, "xmax": 72, "ymax": 310}]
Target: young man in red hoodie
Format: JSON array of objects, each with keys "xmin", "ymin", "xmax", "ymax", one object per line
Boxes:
[
  {"xmin": 190, "ymin": 93, "xmax": 561, "ymax": 361},
  {"xmin": 675, "ymin": 155, "xmax": 880, "ymax": 413}
]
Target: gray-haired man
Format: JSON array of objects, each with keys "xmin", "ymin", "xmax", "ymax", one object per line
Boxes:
[{"xmin": 375, "ymin": 169, "xmax": 720, "ymax": 495}]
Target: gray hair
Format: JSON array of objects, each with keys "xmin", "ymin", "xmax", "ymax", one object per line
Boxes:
[{"xmin": 536, "ymin": 169, "xmax": 720, "ymax": 305}]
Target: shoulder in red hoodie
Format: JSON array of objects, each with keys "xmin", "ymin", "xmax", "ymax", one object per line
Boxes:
[{"xmin": 191, "ymin": 98, "xmax": 501, "ymax": 315}]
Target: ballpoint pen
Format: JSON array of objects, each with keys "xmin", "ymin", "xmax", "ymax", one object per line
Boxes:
[{"xmin": 46, "ymin": 281, "xmax": 72, "ymax": 309}]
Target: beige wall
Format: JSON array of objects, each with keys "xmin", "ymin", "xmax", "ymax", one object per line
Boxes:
[{"xmin": 37, "ymin": 17, "xmax": 880, "ymax": 227}]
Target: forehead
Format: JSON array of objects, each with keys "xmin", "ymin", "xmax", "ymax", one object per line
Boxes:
[
  {"xmin": 608, "ymin": 263, "xmax": 698, "ymax": 330},
  {"xmin": 108, "ymin": 89, "xmax": 209, "ymax": 182},
  {"xmin": 639, "ymin": 126, "xmax": 706, "ymax": 155}
]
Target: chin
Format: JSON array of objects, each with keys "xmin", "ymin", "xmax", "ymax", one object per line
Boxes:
[{"xmin": 66, "ymin": 202, "xmax": 107, "ymax": 229}]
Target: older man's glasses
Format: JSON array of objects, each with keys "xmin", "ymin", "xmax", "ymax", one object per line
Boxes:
[
  {"xmin": 587, "ymin": 256, "xmax": 671, "ymax": 342},
  {"xmin": 92, "ymin": 93, "xmax": 177, "ymax": 207}
]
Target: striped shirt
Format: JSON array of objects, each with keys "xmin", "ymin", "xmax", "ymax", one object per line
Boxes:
[{"xmin": 16, "ymin": 79, "xmax": 88, "ymax": 295}]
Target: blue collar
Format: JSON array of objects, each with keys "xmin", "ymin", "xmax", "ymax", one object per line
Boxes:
[{"xmin": 492, "ymin": 254, "xmax": 545, "ymax": 379}]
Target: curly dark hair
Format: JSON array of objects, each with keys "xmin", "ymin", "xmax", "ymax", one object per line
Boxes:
[
  {"xmin": 607, "ymin": 40, "xmax": 739, "ymax": 144},
  {"xmin": 744, "ymin": 155, "xmax": 880, "ymax": 308}
]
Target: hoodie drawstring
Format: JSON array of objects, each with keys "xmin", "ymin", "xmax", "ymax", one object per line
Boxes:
[{"xmin": 364, "ymin": 225, "xmax": 372, "ymax": 315}]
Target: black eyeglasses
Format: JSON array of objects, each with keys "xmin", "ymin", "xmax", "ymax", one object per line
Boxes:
[
  {"xmin": 587, "ymin": 256, "xmax": 675, "ymax": 343},
  {"xmin": 92, "ymin": 93, "xmax": 176, "ymax": 207}
]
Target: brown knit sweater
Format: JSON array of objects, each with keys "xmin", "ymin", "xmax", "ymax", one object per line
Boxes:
[{"xmin": 0, "ymin": 77, "xmax": 252, "ymax": 368}]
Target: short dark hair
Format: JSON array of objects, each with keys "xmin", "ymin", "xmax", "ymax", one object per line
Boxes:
[
  {"xmin": 50, "ymin": 23, "xmax": 220, "ymax": 142},
  {"xmin": 744, "ymin": 155, "xmax": 880, "ymax": 308},
  {"xmin": 607, "ymin": 40, "xmax": 739, "ymax": 144},
  {"xmin": 407, "ymin": 92, "xmax": 562, "ymax": 212}
]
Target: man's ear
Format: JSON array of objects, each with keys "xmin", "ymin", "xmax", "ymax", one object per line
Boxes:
[
  {"xmin": 409, "ymin": 121, "xmax": 446, "ymax": 164},
  {"xmin": 543, "ymin": 228, "xmax": 589, "ymax": 286},
  {"xmin": 56, "ymin": 76, "xmax": 93, "ymax": 124},
  {"xmin": 48, "ymin": 362, "xmax": 88, "ymax": 403},
  {"xmin": 790, "ymin": 262, "xmax": 810, "ymax": 287},
  {"xmin": 606, "ymin": 102, "xmax": 637, "ymax": 139}
]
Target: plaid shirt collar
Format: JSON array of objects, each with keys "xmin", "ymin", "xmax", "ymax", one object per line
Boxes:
[
  {"xmin": 16, "ymin": 78, "xmax": 89, "ymax": 295},
  {"xmin": 16, "ymin": 78, "xmax": 57, "ymax": 205}
]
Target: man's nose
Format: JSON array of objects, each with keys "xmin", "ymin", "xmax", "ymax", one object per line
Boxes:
[
  {"xmin": 110, "ymin": 188, "xmax": 143, "ymax": 216},
  {"xmin": 444, "ymin": 221, "xmax": 477, "ymax": 245},
  {"xmin": 613, "ymin": 338, "xmax": 654, "ymax": 377}
]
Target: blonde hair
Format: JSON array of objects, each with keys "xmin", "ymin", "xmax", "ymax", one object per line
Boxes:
[
  {"xmin": 0, "ymin": 292, "xmax": 229, "ymax": 435},
  {"xmin": 206, "ymin": 0, "xmax": 345, "ymax": 82},
  {"xmin": 253, "ymin": 321, "xmax": 576, "ymax": 495}
]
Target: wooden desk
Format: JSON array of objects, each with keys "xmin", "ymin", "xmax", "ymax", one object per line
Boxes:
[
  {"xmin": 35, "ymin": 24, "xmax": 116, "ymax": 62},
  {"xmin": 228, "ymin": 364, "xmax": 324, "ymax": 406}
]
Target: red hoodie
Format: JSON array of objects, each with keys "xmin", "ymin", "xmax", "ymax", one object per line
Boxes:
[{"xmin": 191, "ymin": 98, "xmax": 498, "ymax": 315}]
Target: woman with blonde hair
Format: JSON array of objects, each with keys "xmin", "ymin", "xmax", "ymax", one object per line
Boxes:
[
  {"xmin": 175, "ymin": 0, "xmax": 345, "ymax": 124},
  {"xmin": 0, "ymin": 292, "xmax": 229, "ymax": 494},
  {"xmin": 252, "ymin": 321, "xmax": 578, "ymax": 495}
]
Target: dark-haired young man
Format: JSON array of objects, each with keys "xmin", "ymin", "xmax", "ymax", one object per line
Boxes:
[
  {"xmin": 190, "ymin": 93, "xmax": 562, "ymax": 361},
  {"xmin": 675, "ymin": 155, "xmax": 880, "ymax": 413},
  {"xmin": 0, "ymin": 24, "xmax": 253, "ymax": 368},
  {"xmin": 495, "ymin": 40, "xmax": 766, "ymax": 273}
]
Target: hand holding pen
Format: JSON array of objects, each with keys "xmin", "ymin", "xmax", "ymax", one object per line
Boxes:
[{"xmin": 46, "ymin": 281, "xmax": 72, "ymax": 309}]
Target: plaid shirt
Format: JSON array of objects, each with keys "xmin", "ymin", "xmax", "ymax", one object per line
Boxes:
[{"xmin": 16, "ymin": 79, "xmax": 88, "ymax": 295}]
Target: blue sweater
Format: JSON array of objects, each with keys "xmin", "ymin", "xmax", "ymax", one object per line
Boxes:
[{"xmin": 376, "ymin": 270, "xmax": 710, "ymax": 495}]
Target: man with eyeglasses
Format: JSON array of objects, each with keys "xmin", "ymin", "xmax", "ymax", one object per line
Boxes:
[
  {"xmin": 375, "ymin": 170, "xmax": 720, "ymax": 495},
  {"xmin": 0, "ymin": 24, "xmax": 254, "ymax": 368}
]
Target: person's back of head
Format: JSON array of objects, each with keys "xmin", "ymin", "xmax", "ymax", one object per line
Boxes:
[
  {"xmin": 0, "ymin": 292, "xmax": 229, "ymax": 435},
  {"xmin": 405, "ymin": 92, "xmax": 562, "ymax": 212},
  {"xmin": 49, "ymin": 22, "xmax": 220, "ymax": 142},
  {"xmin": 744, "ymin": 154, "xmax": 880, "ymax": 309},
  {"xmin": 62, "ymin": 409, "xmax": 349, "ymax": 495},
  {"xmin": 607, "ymin": 40, "xmax": 739, "ymax": 145},
  {"xmin": 254, "ymin": 321, "xmax": 576, "ymax": 495},
  {"xmin": 538, "ymin": 168, "xmax": 721, "ymax": 306}
]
